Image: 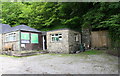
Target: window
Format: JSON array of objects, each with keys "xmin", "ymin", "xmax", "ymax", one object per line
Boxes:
[
  {"xmin": 31, "ymin": 33, "xmax": 39, "ymax": 43},
  {"xmin": 13, "ymin": 33, "xmax": 16, "ymax": 40},
  {"xmin": 75, "ymin": 34, "xmax": 79, "ymax": 41},
  {"xmin": 51, "ymin": 34, "xmax": 62, "ymax": 42},
  {"xmin": 9, "ymin": 34, "xmax": 13, "ymax": 41},
  {"xmin": 21, "ymin": 32, "xmax": 30, "ymax": 43},
  {"xmin": 5, "ymin": 35, "xmax": 9, "ymax": 42},
  {"xmin": 21, "ymin": 32, "xmax": 30, "ymax": 40},
  {"xmin": 5, "ymin": 33, "xmax": 16, "ymax": 42}
]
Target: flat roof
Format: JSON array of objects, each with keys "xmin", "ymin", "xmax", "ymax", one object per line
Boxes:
[{"xmin": 47, "ymin": 28, "xmax": 80, "ymax": 33}]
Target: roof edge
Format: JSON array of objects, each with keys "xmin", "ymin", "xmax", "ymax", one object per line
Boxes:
[{"xmin": 47, "ymin": 28, "xmax": 80, "ymax": 33}]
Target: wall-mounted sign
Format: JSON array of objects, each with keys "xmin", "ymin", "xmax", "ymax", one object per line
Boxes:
[
  {"xmin": 21, "ymin": 40, "xmax": 30, "ymax": 43},
  {"xmin": 31, "ymin": 33, "xmax": 38, "ymax": 43},
  {"xmin": 21, "ymin": 32, "xmax": 30, "ymax": 40},
  {"xmin": 21, "ymin": 44, "xmax": 25, "ymax": 48}
]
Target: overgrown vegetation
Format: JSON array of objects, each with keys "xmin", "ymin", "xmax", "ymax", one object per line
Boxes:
[{"xmin": 1, "ymin": 2, "xmax": 120, "ymax": 52}]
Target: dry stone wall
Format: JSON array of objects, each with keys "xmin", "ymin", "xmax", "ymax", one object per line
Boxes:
[
  {"xmin": 47, "ymin": 30, "xmax": 69, "ymax": 53},
  {"xmin": 47, "ymin": 29, "xmax": 81, "ymax": 53},
  {"xmin": 68, "ymin": 30, "xmax": 81, "ymax": 53},
  {"xmin": 82, "ymin": 28, "xmax": 91, "ymax": 49}
]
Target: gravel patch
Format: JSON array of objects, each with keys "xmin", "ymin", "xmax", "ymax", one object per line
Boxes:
[{"xmin": 0, "ymin": 54, "xmax": 118, "ymax": 74}]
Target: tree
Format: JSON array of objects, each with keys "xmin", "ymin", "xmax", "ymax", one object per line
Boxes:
[{"xmin": 2, "ymin": 2, "xmax": 120, "ymax": 49}]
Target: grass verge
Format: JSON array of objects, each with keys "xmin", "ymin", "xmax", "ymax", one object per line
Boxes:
[
  {"xmin": 48, "ymin": 49, "xmax": 105, "ymax": 57},
  {"xmin": 0, "ymin": 50, "xmax": 105, "ymax": 58}
]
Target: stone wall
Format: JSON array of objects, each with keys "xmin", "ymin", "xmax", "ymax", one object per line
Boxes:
[
  {"xmin": 47, "ymin": 29, "xmax": 81, "ymax": 53},
  {"xmin": 47, "ymin": 29, "xmax": 69, "ymax": 53},
  {"xmin": 68, "ymin": 30, "xmax": 81, "ymax": 53},
  {"xmin": 82, "ymin": 28, "xmax": 91, "ymax": 49}
]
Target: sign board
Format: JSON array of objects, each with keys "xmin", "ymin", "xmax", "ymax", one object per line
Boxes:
[
  {"xmin": 21, "ymin": 40, "xmax": 30, "ymax": 43},
  {"xmin": 31, "ymin": 33, "xmax": 38, "ymax": 43},
  {"xmin": 21, "ymin": 44, "xmax": 25, "ymax": 48}
]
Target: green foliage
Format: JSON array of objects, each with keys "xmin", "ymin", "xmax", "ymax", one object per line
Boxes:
[
  {"xmin": 82, "ymin": 2, "xmax": 120, "ymax": 49},
  {"xmin": 2, "ymin": 2, "xmax": 90, "ymax": 31},
  {"xmin": 2, "ymin": 2, "xmax": 120, "ymax": 48},
  {"xmin": 98, "ymin": 14, "xmax": 120, "ymax": 47},
  {"xmin": 83, "ymin": 50, "xmax": 104, "ymax": 55},
  {"xmin": 100, "ymin": 14, "xmax": 120, "ymax": 47}
]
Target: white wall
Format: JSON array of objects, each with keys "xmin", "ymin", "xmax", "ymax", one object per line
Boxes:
[
  {"xmin": 2, "ymin": 31, "xmax": 20, "ymax": 51},
  {"xmin": 0, "ymin": 34, "xmax": 2, "ymax": 51}
]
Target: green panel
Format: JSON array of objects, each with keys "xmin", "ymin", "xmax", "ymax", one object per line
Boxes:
[
  {"xmin": 21, "ymin": 32, "xmax": 30, "ymax": 40},
  {"xmin": 31, "ymin": 33, "xmax": 38, "ymax": 43}
]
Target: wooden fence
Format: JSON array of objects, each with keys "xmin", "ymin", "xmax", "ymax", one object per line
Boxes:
[{"xmin": 91, "ymin": 30, "xmax": 110, "ymax": 48}]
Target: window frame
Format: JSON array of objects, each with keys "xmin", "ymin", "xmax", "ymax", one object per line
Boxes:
[
  {"xmin": 5, "ymin": 33, "xmax": 16, "ymax": 42},
  {"xmin": 21, "ymin": 32, "xmax": 30, "ymax": 40},
  {"xmin": 51, "ymin": 33, "xmax": 62, "ymax": 42},
  {"xmin": 75, "ymin": 34, "xmax": 79, "ymax": 42}
]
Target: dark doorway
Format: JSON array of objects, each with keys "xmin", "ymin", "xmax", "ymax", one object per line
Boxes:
[{"xmin": 43, "ymin": 35, "xmax": 47, "ymax": 50}]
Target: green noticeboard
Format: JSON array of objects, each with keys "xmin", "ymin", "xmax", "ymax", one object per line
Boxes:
[
  {"xmin": 21, "ymin": 32, "xmax": 30, "ymax": 40},
  {"xmin": 31, "ymin": 33, "xmax": 38, "ymax": 43}
]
